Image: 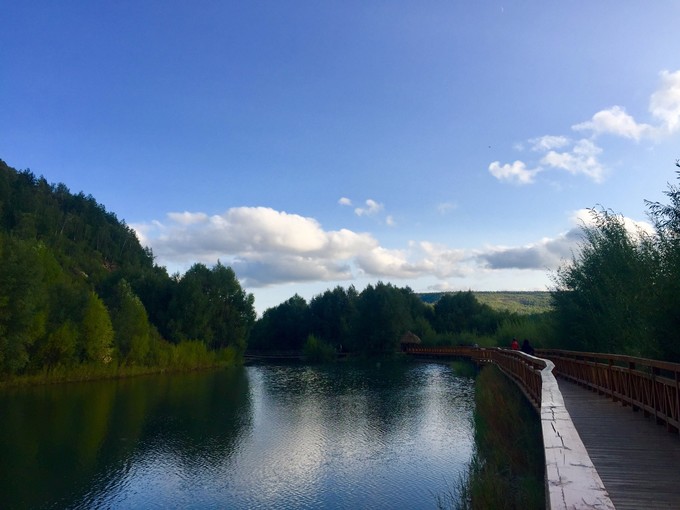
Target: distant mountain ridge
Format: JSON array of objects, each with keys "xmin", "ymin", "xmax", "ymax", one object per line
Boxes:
[{"xmin": 418, "ymin": 291, "xmax": 552, "ymax": 314}]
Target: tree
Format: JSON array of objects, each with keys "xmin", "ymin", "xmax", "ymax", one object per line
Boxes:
[
  {"xmin": 0, "ymin": 235, "xmax": 47, "ymax": 374},
  {"xmin": 110, "ymin": 280, "xmax": 151, "ymax": 365},
  {"xmin": 167, "ymin": 262, "xmax": 255, "ymax": 352},
  {"xmin": 309, "ymin": 286, "xmax": 359, "ymax": 350},
  {"xmin": 433, "ymin": 291, "xmax": 499, "ymax": 336},
  {"xmin": 249, "ymin": 295, "xmax": 311, "ymax": 350},
  {"xmin": 644, "ymin": 163, "xmax": 680, "ymax": 360},
  {"xmin": 80, "ymin": 292, "xmax": 114, "ymax": 364},
  {"xmin": 551, "ymin": 208, "xmax": 656, "ymax": 356},
  {"xmin": 355, "ymin": 283, "xmax": 413, "ymax": 354}
]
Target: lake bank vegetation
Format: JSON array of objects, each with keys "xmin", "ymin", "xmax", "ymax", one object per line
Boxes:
[{"xmin": 446, "ymin": 365, "xmax": 544, "ymax": 510}]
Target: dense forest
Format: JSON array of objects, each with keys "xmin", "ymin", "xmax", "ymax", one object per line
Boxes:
[{"xmin": 0, "ymin": 159, "xmax": 255, "ymax": 380}]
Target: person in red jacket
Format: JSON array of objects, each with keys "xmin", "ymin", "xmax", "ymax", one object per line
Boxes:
[{"xmin": 510, "ymin": 337, "xmax": 520, "ymax": 350}]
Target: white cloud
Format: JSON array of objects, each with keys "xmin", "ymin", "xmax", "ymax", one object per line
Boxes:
[
  {"xmin": 572, "ymin": 105, "xmax": 653, "ymax": 141},
  {"xmin": 138, "ymin": 206, "xmax": 652, "ymax": 294},
  {"xmin": 649, "ymin": 69, "xmax": 680, "ymax": 134},
  {"xmin": 541, "ymin": 139, "xmax": 606, "ymax": 182},
  {"xmin": 386, "ymin": 215, "xmax": 396, "ymax": 227},
  {"xmin": 355, "ymin": 199, "xmax": 384, "ymax": 216},
  {"xmin": 488, "ymin": 160, "xmax": 540, "ymax": 184},
  {"xmin": 530, "ymin": 135, "xmax": 570, "ymax": 152},
  {"xmin": 338, "ymin": 197, "xmax": 353, "ymax": 206},
  {"xmin": 492, "ymin": 69, "xmax": 680, "ymax": 186},
  {"xmin": 572, "ymin": 69, "xmax": 680, "ymax": 141},
  {"xmin": 570, "ymin": 208, "xmax": 655, "ymax": 237},
  {"xmin": 167, "ymin": 211, "xmax": 209, "ymax": 225}
]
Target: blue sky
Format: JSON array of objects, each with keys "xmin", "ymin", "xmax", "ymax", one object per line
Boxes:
[{"xmin": 2, "ymin": 2, "xmax": 680, "ymax": 314}]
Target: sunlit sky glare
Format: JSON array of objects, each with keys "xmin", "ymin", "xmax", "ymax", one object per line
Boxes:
[{"xmin": 2, "ymin": 2, "xmax": 680, "ymax": 314}]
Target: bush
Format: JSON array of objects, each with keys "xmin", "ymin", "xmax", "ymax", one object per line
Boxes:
[{"xmin": 303, "ymin": 334, "xmax": 336, "ymax": 363}]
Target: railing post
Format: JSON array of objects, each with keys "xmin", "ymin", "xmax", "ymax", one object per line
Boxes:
[
  {"xmin": 675, "ymin": 369, "xmax": 680, "ymax": 434},
  {"xmin": 628, "ymin": 361, "xmax": 637, "ymax": 412}
]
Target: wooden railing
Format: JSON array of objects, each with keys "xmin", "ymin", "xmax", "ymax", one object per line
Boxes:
[
  {"xmin": 537, "ymin": 349, "xmax": 680, "ymax": 434},
  {"xmin": 405, "ymin": 345, "xmax": 615, "ymax": 509}
]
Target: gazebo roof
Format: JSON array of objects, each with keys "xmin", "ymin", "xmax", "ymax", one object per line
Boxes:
[{"xmin": 399, "ymin": 331, "xmax": 421, "ymax": 344}]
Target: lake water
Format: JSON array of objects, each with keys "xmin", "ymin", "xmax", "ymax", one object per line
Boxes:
[{"xmin": 0, "ymin": 360, "xmax": 475, "ymax": 509}]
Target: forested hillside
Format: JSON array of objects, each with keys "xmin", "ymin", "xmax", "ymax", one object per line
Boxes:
[
  {"xmin": 0, "ymin": 159, "xmax": 255, "ymax": 379},
  {"xmin": 419, "ymin": 291, "xmax": 552, "ymax": 314}
]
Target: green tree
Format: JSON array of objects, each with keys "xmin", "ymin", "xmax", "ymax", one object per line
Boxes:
[
  {"xmin": 249, "ymin": 294, "xmax": 311, "ymax": 350},
  {"xmin": 110, "ymin": 280, "xmax": 151, "ymax": 365},
  {"xmin": 644, "ymin": 163, "xmax": 680, "ymax": 360},
  {"xmin": 551, "ymin": 208, "xmax": 656, "ymax": 356},
  {"xmin": 80, "ymin": 292, "xmax": 114, "ymax": 363},
  {"xmin": 0, "ymin": 235, "xmax": 48, "ymax": 374},
  {"xmin": 355, "ymin": 282, "xmax": 412, "ymax": 354},
  {"xmin": 167, "ymin": 262, "xmax": 255, "ymax": 352},
  {"xmin": 309, "ymin": 286, "xmax": 359, "ymax": 350},
  {"xmin": 433, "ymin": 291, "xmax": 499, "ymax": 336}
]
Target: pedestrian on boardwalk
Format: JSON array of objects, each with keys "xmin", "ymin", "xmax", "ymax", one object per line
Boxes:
[
  {"xmin": 510, "ymin": 337, "xmax": 520, "ymax": 350},
  {"xmin": 521, "ymin": 339, "xmax": 534, "ymax": 355}
]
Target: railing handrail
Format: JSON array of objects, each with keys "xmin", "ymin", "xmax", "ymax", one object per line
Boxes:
[
  {"xmin": 404, "ymin": 345, "xmax": 615, "ymax": 509},
  {"xmin": 537, "ymin": 348, "xmax": 680, "ymax": 374},
  {"xmin": 536, "ymin": 348, "xmax": 680, "ymax": 435}
]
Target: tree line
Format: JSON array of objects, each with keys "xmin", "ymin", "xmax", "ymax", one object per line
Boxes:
[
  {"xmin": 0, "ymin": 160, "xmax": 255, "ymax": 378},
  {"xmin": 249, "ymin": 283, "xmax": 512, "ymax": 356},
  {"xmin": 3, "ymin": 155, "xmax": 679, "ymax": 379}
]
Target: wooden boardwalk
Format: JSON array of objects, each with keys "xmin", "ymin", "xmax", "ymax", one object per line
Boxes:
[{"xmin": 558, "ymin": 378, "xmax": 680, "ymax": 509}]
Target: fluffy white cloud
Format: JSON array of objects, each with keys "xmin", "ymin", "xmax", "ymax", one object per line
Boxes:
[
  {"xmin": 136, "ymin": 205, "xmax": 652, "ymax": 292},
  {"xmin": 570, "ymin": 208, "xmax": 655, "ymax": 237},
  {"xmin": 541, "ymin": 139, "xmax": 605, "ymax": 182},
  {"xmin": 649, "ymin": 69, "xmax": 680, "ymax": 134},
  {"xmin": 488, "ymin": 160, "xmax": 540, "ymax": 184},
  {"xmin": 137, "ymin": 206, "xmax": 475, "ymax": 287},
  {"xmin": 338, "ymin": 197, "xmax": 352, "ymax": 206},
  {"xmin": 572, "ymin": 105, "xmax": 653, "ymax": 141},
  {"xmin": 573, "ymin": 70, "xmax": 680, "ymax": 140}
]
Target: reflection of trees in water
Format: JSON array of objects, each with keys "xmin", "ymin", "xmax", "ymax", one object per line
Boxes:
[
  {"xmin": 257, "ymin": 360, "xmax": 419, "ymax": 447},
  {"xmin": 0, "ymin": 369, "xmax": 252, "ymax": 509}
]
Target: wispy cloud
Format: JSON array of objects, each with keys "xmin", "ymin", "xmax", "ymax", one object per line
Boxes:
[
  {"xmin": 354, "ymin": 199, "xmax": 384, "ymax": 216},
  {"xmin": 489, "ymin": 69, "xmax": 680, "ymax": 185},
  {"xmin": 540, "ymin": 139, "xmax": 605, "ymax": 183},
  {"xmin": 338, "ymin": 197, "xmax": 353, "ymax": 206},
  {"xmin": 437, "ymin": 202, "xmax": 457, "ymax": 214}
]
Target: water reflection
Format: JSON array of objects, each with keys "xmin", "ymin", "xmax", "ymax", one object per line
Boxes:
[
  {"xmin": 0, "ymin": 369, "xmax": 252, "ymax": 509},
  {"xmin": 0, "ymin": 361, "xmax": 474, "ymax": 509}
]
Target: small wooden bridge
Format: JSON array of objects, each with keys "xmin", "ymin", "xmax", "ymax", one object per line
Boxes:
[{"xmin": 406, "ymin": 346, "xmax": 680, "ymax": 509}]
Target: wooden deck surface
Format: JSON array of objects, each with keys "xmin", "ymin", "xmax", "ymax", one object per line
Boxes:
[{"xmin": 557, "ymin": 378, "xmax": 680, "ymax": 509}]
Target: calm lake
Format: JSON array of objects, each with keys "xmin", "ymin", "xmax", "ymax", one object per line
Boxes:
[{"xmin": 0, "ymin": 360, "xmax": 475, "ymax": 509}]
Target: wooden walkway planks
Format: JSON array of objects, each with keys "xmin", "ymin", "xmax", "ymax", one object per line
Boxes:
[{"xmin": 557, "ymin": 379, "xmax": 680, "ymax": 510}]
